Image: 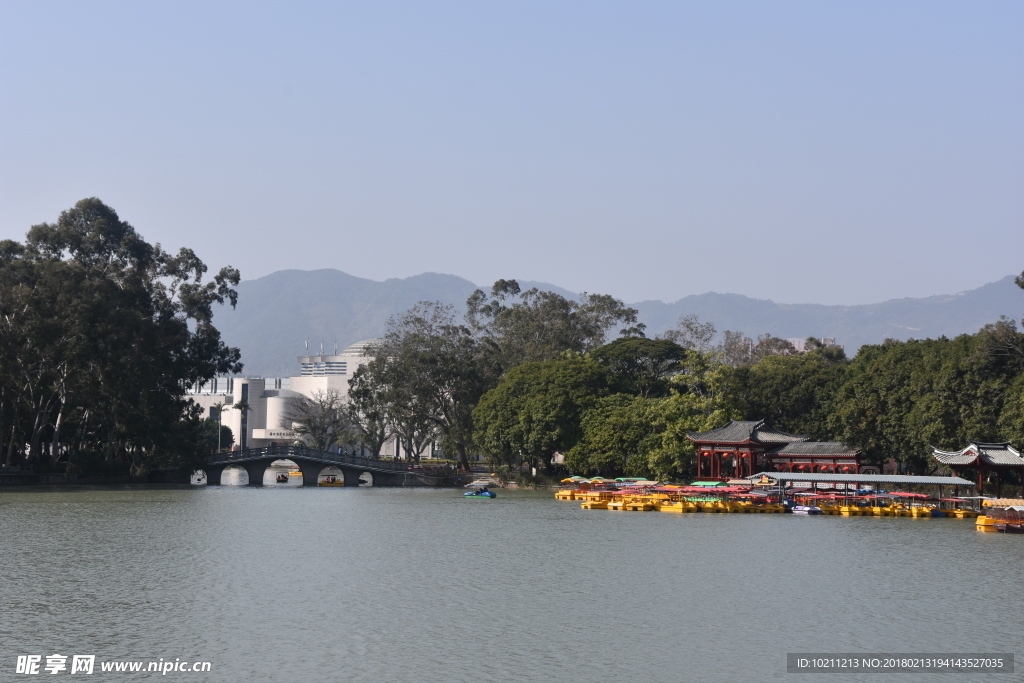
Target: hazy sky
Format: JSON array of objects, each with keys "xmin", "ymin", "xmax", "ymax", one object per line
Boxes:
[{"xmin": 2, "ymin": 1, "xmax": 1021, "ymax": 305}]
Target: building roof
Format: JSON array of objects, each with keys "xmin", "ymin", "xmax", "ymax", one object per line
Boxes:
[
  {"xmin": 766, "ymin": 442, "xmax": 859, "ymax": 457},
  {"xmin": 932, "ymin": 441, "xmax": 1024, "ymax": 468},
  {"xmin": 341, "ymin": 339, "xmax": 382, "ymax": 356},
  {"xmin": 688, "ymin": 420, "xmax": 806, "ymax": 445},
  {"xmin": 748, "ymin": 472, "xmax": 976, "ymax": 486}
]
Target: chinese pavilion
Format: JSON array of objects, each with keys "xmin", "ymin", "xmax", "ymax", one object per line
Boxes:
[
  {"xmin": 763, "ymin": 441, "xmax": 861, "ymax": 474},
  {"xmin": 688, "ymin": 420, "xmax": 864, "ymax": 479},
  {"xmin": 687, "ymin": 420, "xmax": 805, "ymax": 479},
  {"xmin": 932, "ymin": 441, "xmax": 1024, "ymax": 497}
]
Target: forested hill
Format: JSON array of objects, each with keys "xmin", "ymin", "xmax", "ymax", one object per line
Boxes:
[{"xmin": 213, "ymin": 269, "xmax": 1024, "ymax": 377}]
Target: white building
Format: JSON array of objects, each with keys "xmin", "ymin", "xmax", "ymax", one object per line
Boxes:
[
  {"xmin": 188, "ymin": 340, "xmax": 446, "ymax": 459},
  {"xmin": 188, "ymin": 340, "xmax": 377, "ymax": 450}
]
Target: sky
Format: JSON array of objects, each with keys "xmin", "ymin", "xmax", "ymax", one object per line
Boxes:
[{"xmin": 1, "ymin": 1, "xmax": 1021, "ymax": 306}]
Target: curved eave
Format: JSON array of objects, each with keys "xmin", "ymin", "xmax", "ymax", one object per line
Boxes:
[{"xmin": 687, "ymin": 435, "xmax": 755, "ymax": 445}]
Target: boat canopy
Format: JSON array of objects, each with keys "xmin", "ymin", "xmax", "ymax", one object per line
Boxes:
[{"xmin": 748, "ymin": 472, "xmax": 975, "ymax": 487}]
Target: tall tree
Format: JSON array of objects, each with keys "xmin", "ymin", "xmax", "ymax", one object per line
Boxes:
[
  {"xmin": 718, "ymin": 331, "xmax": 795, "ymax": 367},
  {"xmin": 346, "ymin": 361, "xmax": 394, "ymax": 457},
  {"xmin": 466, "ymin": 279, "xmax": 643, "ymax": 371},
  {"xmin": 590, "ymin": 337, "xmax": 688, "ymax": 398},
  {"xmin": 0, "ymin": 198, "xmax": 241, "ymax": 475},
  {"xmin": 660, "ymin": 313, "xmax": 717, "ymax": 354},
  {"xmin": 370, "ymin": 302, "xmax": 495, "ymax": 471}
]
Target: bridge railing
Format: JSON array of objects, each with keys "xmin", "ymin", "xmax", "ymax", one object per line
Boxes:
[{"xmin": 207, "ymin": 445, "xmax": 449, "ymax": 474}]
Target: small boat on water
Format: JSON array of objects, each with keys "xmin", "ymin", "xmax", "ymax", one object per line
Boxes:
[
  {"xmin": 985, "ymin": 505, "xmax": 1024, "ymax": 533},
  {"xmin": 465, "ymin": 489, "xmax": 496, "ymax": 499},
  {"xmin": 276, "ymin": 473, "xmax": 288, "ymax": 483},
  {"xmin": 319, "ymin": 475, "xmax": 344, "ymax": 487},
  {"xmin": 792, "ymin": 505, "xmax": 823, "ymax": 515}
]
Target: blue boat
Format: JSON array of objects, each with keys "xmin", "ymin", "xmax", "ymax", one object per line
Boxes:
[{"xmin": 465, "ymin": 490, "xmax": 496, "ymax": 499}]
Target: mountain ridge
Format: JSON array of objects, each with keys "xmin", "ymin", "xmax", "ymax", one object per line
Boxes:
[{"xmin": 213, "ymin": 269, "xmax": 1024, "ymax": 377}]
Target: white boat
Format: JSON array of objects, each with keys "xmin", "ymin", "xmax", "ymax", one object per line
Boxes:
[{"xmin": 792, "ymin": 505, "xmax": 823, "ymax": 515}]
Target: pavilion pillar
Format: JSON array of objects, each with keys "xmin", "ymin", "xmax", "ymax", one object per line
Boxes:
[{"xmin": 996, "ymin": 471, "xmax": 1002, "ymax": 498}]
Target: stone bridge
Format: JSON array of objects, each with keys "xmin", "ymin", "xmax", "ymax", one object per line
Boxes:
[{"xmin": 202, "ymin": 446, "xmax": 463, "ymax": 487}]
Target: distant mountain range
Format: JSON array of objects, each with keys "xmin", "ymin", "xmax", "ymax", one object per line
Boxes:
[{"xmin": 213, "ymin": 269, "xmax": 1024, "ymax": 377}]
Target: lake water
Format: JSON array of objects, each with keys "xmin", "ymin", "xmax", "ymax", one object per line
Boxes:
[{"xmin": 1, "ymin": 486, "xmax": 1019, "ymax": 682}]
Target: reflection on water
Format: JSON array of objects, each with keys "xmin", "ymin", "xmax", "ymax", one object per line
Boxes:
[{"xmin": 0, "ymin": 487, "xmax": 1018, "ymax": 683}]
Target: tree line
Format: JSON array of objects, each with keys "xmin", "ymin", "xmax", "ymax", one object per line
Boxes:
[
  {"xmin": 347, "ymin": 277, "xmax": 1024, "ymax": 486},
  {"xmin": 0, "ymin": 199, "xmax": 242, "ymax": 476},
  {"xmin": 4, "ymin": 200, "xmax": 1022, "ymax": 488}
]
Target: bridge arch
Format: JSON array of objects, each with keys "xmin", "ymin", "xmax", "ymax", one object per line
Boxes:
[
  {"xmin": 204, "ymin": 445, "xmax": 457, "ymax": 487},
  {"xmin": 221, "ymin": 465, "xmax": 249, "ymax": 485},
  {"xmin": 266, "ymin": 459, "xmax": 303, "ymax": 486},
  {"xmin": 317, "ymin": 466, "xmax": 344, "ymax": 486}
]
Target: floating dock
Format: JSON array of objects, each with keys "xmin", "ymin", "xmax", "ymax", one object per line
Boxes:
[{"xmin": 557, "ymin": 472, "xmax": 989, "ymax": 520}]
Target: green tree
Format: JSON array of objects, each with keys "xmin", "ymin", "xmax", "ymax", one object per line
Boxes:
[
  {"xmin": 0, "ymin": 198, "xmax": 241, "ymax": 475},
  {"xmin": 590, "ymin": 336, "xmax": 688, "ymax": 398},
  {"xmin": 829, "ymin": 335, "xmax": 1024, "ymax": 474},
  {"xmin": 371, "ymin": 302, "xmax": 495, "ymax": 471},
  {"xmin": 346, "ymin": 361, "xmax": 394, "ymax": 456},
  {"xmin": 732, "ymin": 345, "xmax": 849, "ymax": 438},
  {"xmin": 466, "ymin": 279, "xmax": 643, "ymax": 371},
  {"xmin": 473, "ymin": 355, "xmax": 614, "ymax": 472},
  {"xmin": 198, "ymin": 418, "xmax": 234, "ymax": 454},
  {"xmin": 567, "ymin": 352, "xmax": 737, "ymax": 479}
]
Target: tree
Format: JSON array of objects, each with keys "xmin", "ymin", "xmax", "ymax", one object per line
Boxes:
[
  {"xmin": 978, "ymin": 317, "xmax": 1024, "ymax": 359},
  {"xmin": 211, "ymin": 402, "xmax": 227, "ymax": 452},
  {"xmin": 0, "ymin": 198, "xmax": 242, "ymax": 475},
  {"xmin": 198, "ymin": 418, "xmax": 234, "ymax": 454},
  {"xmin": 346, "ymin": 361, "xmax": 394, "ymax": 457},
  {"xmin": 281, "ymin": 389, "xmax": 348, "ymax": 452},
  {"xmin": 466, "ymin": 279, "xmax": 643, "ymax": 371},
  {"xmin": 590, "ymin": 336, "xmax": 688, "ymax": 398},
  {"xmin": 718, "ymin": 331, "xmax": 795, "ymax": 367},
  {"xmin": 828, "ymin": 334, "xmax": 1024, "ymax": 474},
  {"xmin": 719, "ymin": 330, "xmax": 753, "ymax": 367},
  {"xmin": 473, "ymin": 355, "xmax": 614, "ymax": 472},
  {"xmin": 370, "ymin": 302, "xmax": 496, "ymax": 471},
  {"xmin": 566, "ymin": 351, "xmax": 737, "ymax": 479},
  {"xmin": 660, "ymin": 314, "xmax": 717, "ymax": 354},
  {"xmin": 732, "ymin": 345, "xmax": 849, "ymax": 439}
]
